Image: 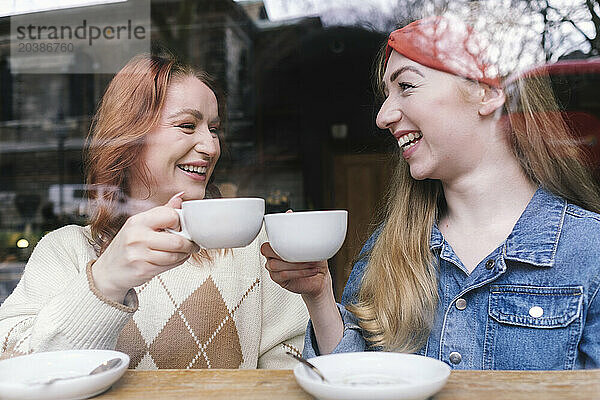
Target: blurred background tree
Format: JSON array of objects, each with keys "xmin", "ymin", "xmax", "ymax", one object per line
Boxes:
[{"xmin": 270, "ymin": 0, "xmax": 600, "ymax": 74}]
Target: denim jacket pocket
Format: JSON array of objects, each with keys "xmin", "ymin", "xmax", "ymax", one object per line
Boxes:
[{"xmin": 484, "ymin": 285, "xmax": 583, "ymax": 370}]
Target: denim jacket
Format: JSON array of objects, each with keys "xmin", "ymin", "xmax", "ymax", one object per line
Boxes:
[{"xmin": 304, "ymin": 188, "xmax": 600, "ymax": 370}]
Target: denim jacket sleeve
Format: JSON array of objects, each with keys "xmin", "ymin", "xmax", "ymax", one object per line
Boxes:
[
  {"xmin": 303, "ymin": 230, "xmax": 380, "ymax": 358},
  {"xmin": 580, "ymin": 279, "xmax": 600, "ymax": 368},
  {"xmin": 303, "ymin": 304, "xmax": 366, "ymax": 358}
]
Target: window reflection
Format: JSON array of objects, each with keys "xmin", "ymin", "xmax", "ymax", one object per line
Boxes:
[{"xmin": 1, "ymin": 0, "xmax": 599, "ymax": 303}]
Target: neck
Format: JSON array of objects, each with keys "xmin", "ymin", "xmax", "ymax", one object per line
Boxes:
[{"xmin": 440, "ymin": 155, "xmax": 537, "ymax": 229}]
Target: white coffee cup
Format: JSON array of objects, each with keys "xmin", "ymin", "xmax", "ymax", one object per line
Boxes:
[
  {"xmin": 264, "ymin": 210, "xmax": 348, "ymax": 262},
  {"xmin": 168, "ymin": 198, "xmax": 265, "ymax": 249}
]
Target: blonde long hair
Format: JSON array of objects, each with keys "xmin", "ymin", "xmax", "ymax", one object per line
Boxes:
[{"xmin": 347, "ymin": 50, "xmax": 600, "ymax": 352}]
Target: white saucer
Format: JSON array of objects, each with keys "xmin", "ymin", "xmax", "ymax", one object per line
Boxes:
[
  {"xmin": 0, "ymin": 349, "xmax": 129, "ymax": 400},
  {"xmin": 293, "ymin": 352, "xmax": 451, "ymax": 400}
]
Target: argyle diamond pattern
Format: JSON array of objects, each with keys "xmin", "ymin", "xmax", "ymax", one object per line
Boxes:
[{"xmin": 116, "ymin": 275, "xmax": 260, "ymax": 369}]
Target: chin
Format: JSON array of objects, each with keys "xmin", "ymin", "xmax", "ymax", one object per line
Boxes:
[
  {"xmin": 181, "ymin": 188, "xmax": 206, "ymax": 201},
  {"xmin": 186, "ymin": 193, "xmax": 206, "ymax": 201},
  {"xmin": 408, "ymin": 160, "xmax": 441, "ymax": 181},
  {"xmin": 408, "ymin": 167, "xmax": 429, "ymax": 181}
]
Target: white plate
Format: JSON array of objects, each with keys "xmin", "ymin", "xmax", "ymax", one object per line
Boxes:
[
  {"xmin": 0, "ymin": 349, "xmax": 130, "ymax": 400},
  {"xmin": 293, "ymin": 352, "xmax": 451, "ymax": 400}
]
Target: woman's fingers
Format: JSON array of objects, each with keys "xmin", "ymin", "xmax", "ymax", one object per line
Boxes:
[
  {"xmin": 268, "ymin": 267, "xmax": 321, "ymax": 282},
  {"xmin": 134, "ymin": 206, "xmax": 181, "ymax": 231},
  {"xmin": 260, "ymin": 241, "xmax": 330, "ymax": 296},
  {"xmin": 262, "ymin": 242, "xmax": 327, "ymax": 284},
  {"xmin": 92, "ymin": 199, "xmax": 200, "ymax": 303},
  {"xmin": 146, "ymin": 230, "xmax": 198, "ymax": 254},
  {"xmin": 134, "ymin": 191, "xmax": 189, "ymax": 232},
  {"xmin": 165, "ymin": 191, "xmax": 185, "ymax": 208},
  {"xmin": 261, "ymin": 242, "xmax": 318, "ymax": 265},
  {"xmin": 265, "ymin": 257, "xmax": 321, "ymax": 272},
  {"xmin": 260, "ymin": 242, "xmax": 278, "ymax": 259},
  {"xmin": 145, "ymin": 248, "xmax": 192, "ymax": 268}
]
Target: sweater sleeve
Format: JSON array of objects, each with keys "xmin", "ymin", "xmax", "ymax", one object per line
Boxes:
[
  {"xmin": 0, "ymin": 225, "xmax": 137, "ymax": 359},
  {"xmin": 255, "ymin": 232, "xmax": 310, "ymax": 369}
]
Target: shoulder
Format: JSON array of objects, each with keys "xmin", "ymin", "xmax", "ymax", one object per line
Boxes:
[
  {"xmin": 562, "ymin": 203, "xmax": 600, "ymax": 241},
  {"xmin": 562, "ymin": 205, "xmax": 600, "ymax": 301},
  {"xmin": 349, "ymin": 228, "xmax": 380, "ymax": 282},
  {"xmin": 43, "ymin": 224, "xmax": 91, "ymax": 240},
  {"xmin": 565, "ymin": 203, "xmax": 600, "ymax": 223},
  {"xmin": 37, "ymin": 224, "xmax": 92, "ymax": 249},
  {"xmin": 32, "ymin": 224, "xmax": 96, "ymax": 263},
  {"xmin": 360, "ymin": 226, "xmax": 382, "ymax": 255},
  {"xmin": 22, "ymin": 225, "xmax": 96, "ymax": 277},
  {"xmin": 556, "ymin": 203, "xmax": 600, "ymax": 271}
]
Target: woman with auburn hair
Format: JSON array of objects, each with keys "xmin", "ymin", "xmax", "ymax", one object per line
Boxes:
[
  {"xmin": 0, "ymin": 54, "xmax": 308, "ymax": 369},
  {"xmin": 262, "ymin": 16, "xmax": 600, "ymax": 370}
]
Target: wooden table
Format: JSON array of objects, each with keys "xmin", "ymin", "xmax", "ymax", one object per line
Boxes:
[{"xmin": 96, "ymin": 369, "xmax": 600, "ymax": 399}]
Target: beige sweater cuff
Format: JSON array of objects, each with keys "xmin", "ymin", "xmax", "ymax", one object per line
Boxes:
[
  {"xmin": 30, "ymin": 260, "xmax": 138, "ymax": 351},
  {"xmin": 86, "ymin": 260, "xmax": 138, "ymax": 312}
]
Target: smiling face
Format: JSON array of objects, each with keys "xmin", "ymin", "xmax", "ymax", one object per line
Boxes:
[
  {"xmin": 130, "ymin": 75, "xmax": 221, "ymax": 206},
  {"xmin": 376, "ymin": 51, "xmax": 485, "ymax": 182}
]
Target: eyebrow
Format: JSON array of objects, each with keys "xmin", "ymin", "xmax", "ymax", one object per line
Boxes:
[
  {"xmin": 389, "ymin": 66, "xmax": 424, "ymax": 84},
  {"xmin": 168, "ymin": 108, "xmax": 220, "ymax": 124}
]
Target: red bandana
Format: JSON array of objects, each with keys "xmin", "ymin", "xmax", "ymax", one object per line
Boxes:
[{"xmin": 385, "ymin": 16, "xmax": 501, "ymax": 88}]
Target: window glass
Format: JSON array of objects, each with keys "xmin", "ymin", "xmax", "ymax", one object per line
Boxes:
[{"xmin": 1, "ymin": 0, "xmax": 599, "ymax": 303}]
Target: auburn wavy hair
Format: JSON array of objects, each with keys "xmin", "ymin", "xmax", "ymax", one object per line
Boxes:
[{"xmin": 85, "ymin": 53, "xmax": 221, "ymax": 258}]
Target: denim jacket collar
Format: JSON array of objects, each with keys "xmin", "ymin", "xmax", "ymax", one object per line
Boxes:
[{"xmin": 430, "ymin": 187, "xmax": 566, "ymax": 268}]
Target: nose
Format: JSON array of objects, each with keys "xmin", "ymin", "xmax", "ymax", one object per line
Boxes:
[
  {"xmin": 376, "ymin": 97, "xmax": 402, "ymax": 130},
  {"xmin": 193, "ymin": 126, "xmax": 220, "ymax": 159}
]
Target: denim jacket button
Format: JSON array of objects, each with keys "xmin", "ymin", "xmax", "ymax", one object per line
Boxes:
[
  {"xmin": 485, "ymin": 259, "xmax": 495, "ymax": 270},
  {"xmin": 455, "ymin": 298, "xmax": 467, "ymax": 310},
  {"xmin": 529, "ymin": 306, "xmax": 544, "ymax": 318},
  {"xmin": 449, "ymin": 352, "xmax": 462, "ymax": 364}
]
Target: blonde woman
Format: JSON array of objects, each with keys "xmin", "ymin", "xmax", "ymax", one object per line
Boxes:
[
  {"xmin": 0, "ymin": 54, "xmax": 308, "ymax": 369},
  {"xmin": 262, "ymin": 16, "xmax": 600, "ymax": 370}
]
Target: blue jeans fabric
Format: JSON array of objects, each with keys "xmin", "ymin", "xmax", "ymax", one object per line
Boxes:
[{"xmin": 303, "ymin": 187, "xmax": 600, "ymax": 370}]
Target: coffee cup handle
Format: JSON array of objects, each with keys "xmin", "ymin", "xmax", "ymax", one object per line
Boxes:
[{"xmin": 165, "ymin": 209, "xmax": 192, "ymax": 241}]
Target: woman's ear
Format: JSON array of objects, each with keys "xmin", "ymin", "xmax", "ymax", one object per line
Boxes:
[{"xmin": 478, "ymin": 85, "xmax": 505, "ymax": 116}]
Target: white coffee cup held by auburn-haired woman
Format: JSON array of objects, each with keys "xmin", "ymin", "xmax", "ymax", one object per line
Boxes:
[{"xmin": 168, "ymin": 197, "xmax": 265, "ymax": 249}]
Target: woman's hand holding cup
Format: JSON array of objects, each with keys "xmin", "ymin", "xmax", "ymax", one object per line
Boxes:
[
  {"xmin": 261, "ymin": 208, "xmax": 347, "ymax": 303},
  {"xmin": 261, "ymin": 242, "xmax": 332, "ymax": 301},
  {"xmin": 91, "ymin": 192, "xmax": 199, "ymax": 303},
  {"xmin": 261, "ymin": 209, "xmax": 348, "ymax": 354}
]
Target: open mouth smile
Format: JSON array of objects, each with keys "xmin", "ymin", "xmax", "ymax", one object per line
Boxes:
[
  {"xmin": 178, "ymin": 163, "xmax": 207, "ymax": 178},
  {"xmin": 397, "ymin": 131, "xmax": 423, "ymax": 151}
]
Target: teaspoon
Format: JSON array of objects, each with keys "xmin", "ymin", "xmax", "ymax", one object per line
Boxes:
[
  {"xmin": 286, "ymin": 351, "xmax": 329, "ymax": 383},
  {"xmin": 28, "ymin": 357, "xmax": 123, "ymax": 385}
]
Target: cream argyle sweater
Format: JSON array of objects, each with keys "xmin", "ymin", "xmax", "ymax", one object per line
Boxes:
[{"xmin": 0, "ymin": 225, "xmax": 309, "ymax": 369}]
